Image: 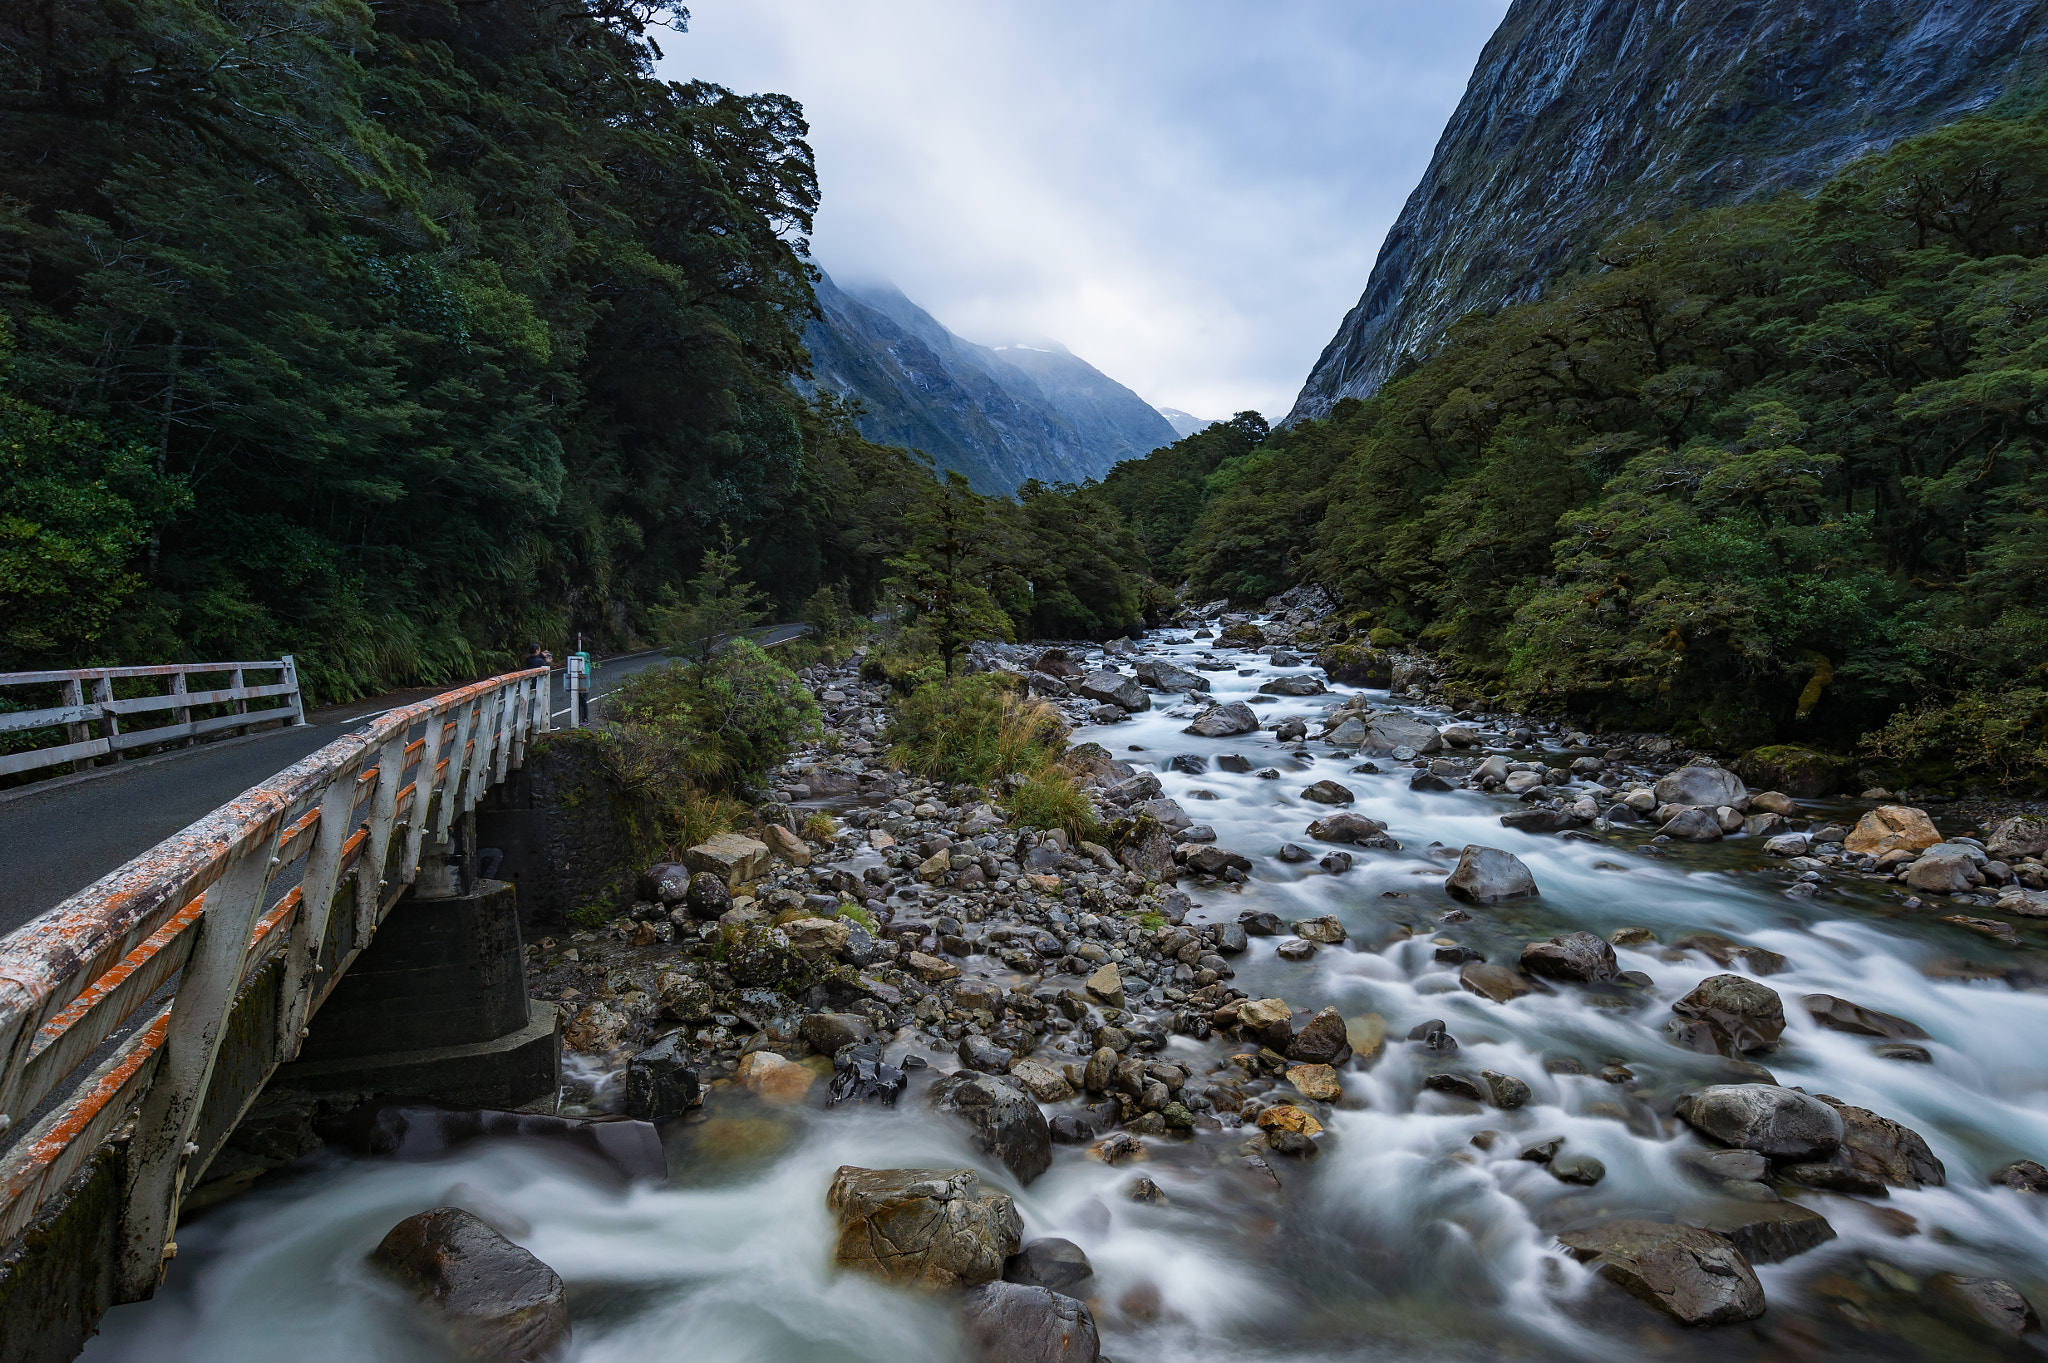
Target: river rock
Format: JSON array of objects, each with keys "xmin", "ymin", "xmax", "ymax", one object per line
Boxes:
[
  {"xmin": 1286, "ymin": 1006, "xmax": 1351, "ymax": 1064},
  {"xmin": 1672, "ymin": 932, "xmax": 1787, "ymax": 976},
  {"xmin": 1500, "ymin": 808, "xmax": 1579, "ymax": 834},
  {"xmin": 1653, "ymin": 766, "xmax": 1748, "ymax": 810},
  {"xmin": 1905, "ymin": 847, "xmax": 1982, "ymax": 894},
  {"xmin": 928, "ymin": 1073, "xmax": 1053, "ymax": 1184},
  {"xmin": 1986, "ymin": 814, "xmax": 2048, "ymax": 861},
  {"xmin": 734, "ymin": 1051, "xmax": 816, "ymax": 1105},
  {"xmin": 760, "ymin": 821, "xmax": 812, "ymax": 867},
  {"xmin": 1076, "ymin": 670, "xmax": 1150, "ymax": 712},
  {"xmin": 1359, "ymin": 713, "xmax": 1444, "ymax": 755},
  {"xmin": 1556, "ymin": 1220, "xmax": 1765, "ymax": 1326},
  {"xmin": 1259, "ymin": 674, "xmax": 1327, "ymax": 696},
  {"xmin": 1460, "ymin": 962, "xmax": 1534, "ymax": 1003},
  {"xmin": 1926, "ymin": 1273, "xmax": 2040, "ymax": 1339},
  {"xmin": 1287, "ymin": 1062, "xmax": 1342, "ymax": 1101},
  {"xmin": 960, "ymin": 1281, "xmax": 1102, "ymax": 1363},
  {"xmin": 1301, "ymin": 780, "xmax": 1354, "ymax": 804},
  {"xmin": 1992, "ymin": 1160, "xmax": 2048, "ymax": 1193},
  {"xmin": 1519, "ymin": 931, "xmax": 1618, "ymax": 983},
  {"xmin": 1801, "ymin": 994, "xmax": 1927, "ymax": 1040},
  {"xmin": 1674, "ymin": 1084, "xmax": 1843, "ymax": 1159},
  {"xmin": 1134, "ymin": 660, "xmax": 1210, "ymax": 694},
  {"xmin": 1482, "ymin": 1070, "xmax": 1532, "ymax": 1108},
  {"xmin": 1237, "ymin": 997, "xmax": 1295, "ymax": 1050},
  {"xmin": 1305, "ymin": 811, "xmax": 1390, "ymax": 844},
  {"xmin": 1816, "ymin": 1095, "xmax": 1945, "ymax": 1188},
  {"xmin": 1184, "ymin": 702, "xmax": 1259, "ymax": 736},
  {"xmin": 683, "ymin": 833, "xmax": 771, "ymax": 887},
  {"xmin": 638, "ymin": 862, "xmax": 691, "ymax": 904},
  {"xmin": 1694, "ymin": 1202, "xmax": 1836, "ymax": 1265},
  {"xmin": 622, "ymin": 1034, "xmax": 699, "ymax": 1123},
  {"xmin": 1549, "ymin": 1153, "xmax": 1606, "ymax": 1185},
  {"xmin": 1444, "ymin": 845, "xmax": 1538, "ymax": 902},
  {"xmin": 683, "ymin": 870, "xmax": 731, "ymax": 919},
  {"xmin": 828, "ymin": 1166, "xmax": 1022, "ymax": 1289},
  {"xmin": 1657, "ymin": 808, "xmax": 1724, "ymax": 842},
  {"xmin": 656, "ymin": 971, "xmax": 714, "ymax": 1022},
  {"xmin": 370, "ymin": 1208, "xmax": 570, "ymax": 1362},
  {"xmin": 1084, "ymin": 962, "xmax": 1125, "ymax": 1008},
  {"xmin": 1763, "ymin": 832, "xmax": 1809, "ymax": 857},
  {"xmin": 828, "ymin": 1040, "xmax": 908, "ymax": 1107},
  {"xmin": 1843, "ymin": 805, "xmax": 1942, "ymax": 856},
  {"xmin": 1293, "ymin": 915, "xmax": 1347, "ymax": 944},
  {"xmin": 1003, "ymin": 1237, "xmax": 1094, "ymax": 1298},
  {"xmin": 1670, "ymin": 975, "xmax": 1785, "ymax": 1055}
]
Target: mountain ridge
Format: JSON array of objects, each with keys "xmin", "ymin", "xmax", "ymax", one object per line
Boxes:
[{"xmin": 1287, "ymin": 0, "xmax": 2048, "ymax": 423}]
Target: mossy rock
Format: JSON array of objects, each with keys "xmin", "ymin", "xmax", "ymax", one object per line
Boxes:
[
  {"xmin": 1367, "ymin": 626, "xmax": 1402, "ymax": 649},
  {"xmin": 1219, "ymin": 622, "xmax": 1266, "ymax": 646},
  {"xmin": 1314, "ymin": 644, "xmax": 1393, "ymax": 688},
  {"xmin": 1735, "ymin": 744, "xmax": 1844, "ymax": 798}
]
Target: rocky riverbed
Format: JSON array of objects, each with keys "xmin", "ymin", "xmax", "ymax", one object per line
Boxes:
[{"xmin": 80, "ymin": 613, "xmax": 2048, "ymax": 1363}]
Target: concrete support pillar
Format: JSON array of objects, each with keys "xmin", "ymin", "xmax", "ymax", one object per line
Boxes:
[{"xmin": 278, "ymin": 878, "xmax": 559, "ymax": 1108}]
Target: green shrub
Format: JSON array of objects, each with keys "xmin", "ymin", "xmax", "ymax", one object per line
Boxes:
[
  {"xmin": 606, "ymin": 641, "xmax": 819, "ymax": 794},
  {"xmin": 887, "ymin": 674, "xmax": 1060, "ymax": 785},
  {"xmin": 1862, "ymin": 688, "xmax": 2048, "ymax": 791}
]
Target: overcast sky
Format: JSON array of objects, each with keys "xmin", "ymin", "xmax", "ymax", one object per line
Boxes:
[{"xmin": 661, "ymin": 2, "xmax": 1510, "ymax": 421}]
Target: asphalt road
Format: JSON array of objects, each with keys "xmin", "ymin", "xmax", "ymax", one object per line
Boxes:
[{"xmin": 0, "ymin": 629, "xmax": 808, "ymax": 936}]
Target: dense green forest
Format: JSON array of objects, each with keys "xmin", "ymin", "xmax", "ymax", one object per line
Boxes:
[
  {"xmin": 1099, "ymin": 105, "xmax": 2048, "ymax": 781},
  {"xmin": 0, "ymin": 0, "xmax": 1152, "ymax": 702}
]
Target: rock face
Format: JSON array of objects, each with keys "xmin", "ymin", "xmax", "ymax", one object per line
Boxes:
[
  {"xmin": 1675, "ymin": 1084, "xmax": 1843, "ymax": 1159},
  {"xmin": 959, "ymin": 1282, "xmax": 1102, "ymax": 1363},
  {"xmin": 1670, "ymin": 975, "xmax": 1785, "ymax": 1055},
  {"xmin": 1557, "ymin": 1220, "xmax": 1764, "ymax": 1326},
  {"xmin": 370, "ymin": 1207, "xmax": 571, "ymax": 1363},
  {"xmin": 928, "ymin": 1073, "xmax": 1054, "ymax": 1184},
  {"xmin": 1284, "ymin": 0, "xmax": 2048, "ymax": 421},
  {"xmin": 828, "ymin": 1166, "xmax": 1022, "ymax": 1289},
  {"xmin": 1444, "ymin": 846, "xmax": 1538, "ymax": 902},
  {"xmin": 1184, "ymin": 702, "xmax": 1259, "ymax": 737},
  {"xmin": 801, "ymin": 272, "xmax": 1177, "ymax": 495}
]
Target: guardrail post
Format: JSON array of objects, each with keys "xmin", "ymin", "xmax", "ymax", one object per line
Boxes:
[
  {"xmin": 348, "ymin": 732, "xmax": 407, "ymax": 944},
  {"xmin": 61, "ymin": 677, "xmax": 88, "ymax": 751},
  {"xmin": 170, "ymin": 669, "xmax": 190, "ymax": 733},
  {"xmin": 91, "ymin": 676, "xmax": 119, "ymax": 768},
  {"xmin": 272, "ymin": 772, "xmax": 358, "ymax": 1066},
  {"xmin": 116, "ymin": 814, "xmax": 283, "ymax": 1301},
  {"xmin": 279, "ymin": 654, "xmax": 306, "ymax": 726}
]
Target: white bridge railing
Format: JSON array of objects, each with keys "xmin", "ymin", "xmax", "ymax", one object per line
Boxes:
[
  {"xmin": 0, "ymin": 667, "xmax": 548, "ymax": 1299},
  {"xmin": 0, "ymin": 658, "xmax": 305, "ymax": 779}
]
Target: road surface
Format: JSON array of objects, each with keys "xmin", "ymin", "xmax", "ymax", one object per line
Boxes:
[{"xmin": 0, "ymin": 627, "xmax": 809, "ymax": 935}]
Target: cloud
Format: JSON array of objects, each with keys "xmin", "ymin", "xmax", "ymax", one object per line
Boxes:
[{"xmin": 662, "ymin": 1, "xmax": 1509, "ymax": 420}]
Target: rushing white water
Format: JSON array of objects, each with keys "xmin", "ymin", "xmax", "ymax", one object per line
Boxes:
[{"xmin": 82, "ymin": 629, "xmax": 2048, "ymax": 1362}]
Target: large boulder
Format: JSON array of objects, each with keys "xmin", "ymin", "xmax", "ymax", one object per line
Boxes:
[
  {"xmin": 370, "ymin": 1207, "xmax": 571, "ymax": 1363},
  {"xmin": 1555, "ymin": 1221, "xmax": 1765, "ymax": 1326},
  {"xmin": 1693, "ymin": 1203, "xmax": 1836, "ymax": 1265},
  {"xmin": 928, "ymin": 1073, "xmax": 1053, "ymax": 1185},
  {"xmin": 1653, "ymin": 765, "xmax": 1748, "ymax": 809},
  {"xmin": 637, "ymin": 862, "xmax": 691, "ymax": 904},
  {"xmin": 1843, "ymin": 805, "xmax": 1941, "ymax": 856},
  {"xmin": 1671, "ymin": 932, "xmax": 1787, "ymax": 976},
  {"xmin": 1300, "ymin": 780, "xmax": 1354, "ymax": 805},
  {"xmin": 1904, "ymin": 848, "xmax": 1981, "ymax": 894},
  {"xmin": 1285, "ymin": 1007, "xmax": 1351, "ymax": 1064},
  {"xmin": 1926, "ymin": 1273, "xmax": 2040, "ymax": 1339},
  {"xmin": 1003, "ymin": 1238, "xmax": 1094, "ymax": 1298},
  {"xmin": 1520, "ymin": 931, "xmax": 1618, "ymax": 983},
  {"xmin": 1314, "ymin": 645, "xmax": 1393, "ymax": 688},
  {"xmin": 1444, "ymin": 846, "xmax": 1538, "ymax": 903},
  {"xmin": 1259, "ymin": 674, "xmax": 1327, "ymax": 697},
  {"xmin": 959, "ymin": 1282, "xmax": 1102, "ymax": 1363},
  {"xmin": 1134, "ymin": 659, "xmax": 1210, "ymax": 694},
  {"xmin": 1184, "ymin": 701, "xmax": 1259, "ymax": 737},
  {"xmin": 1815, "ymin": 1096, "xmax": 1946, "ymax": 1189},
  {"xmin": 1305, "ymin": 811, "xmax": 1390, "ymax": 844},
  {"xmin": 1358, "ymin": 713, "xmax": 1444, "ymax": 755},
  {"xmin": 1657, "ymin": 808, "xmax": 1724, "ymax": 842},
  {"xmin": 622, "ymin": 1034, "xmax": 700, "ymax": 1123},
  {"xmin": 827, "ymin": 1039, "xmax": 909, "ymax": 1108},
  {"xmin": 1801, "ymin": 994, "xmax": 1927, "ymax": 1040},
  {"xmin": 1674, "ymin": 1084, "xmax": 1843, "ymax": 1159},
  {"xmin": 1076, "ymin": 670, "xmax": 1150, "ymax": 712},
  {"xmin": 685, "ymin": 870, "xmax": 732, "ymax": 919},
  {"xmin": 1670, "ymin": 975, "xmax": 1785, "ymax": 1055},
  {"xmin": 827, "ymin": 1167, "xmax": 1022, "ymax": 1289},
  {"xmin": 1733, "ymin": 745, "xmax": 1841, "ymax": 799},
  {"xmin": 1986, "ymin": 814, "xmax": 2048, "ymax": 862},
  {"xmin": 682, "ymin": 833, "xmax": 772, "ymax": 887}
]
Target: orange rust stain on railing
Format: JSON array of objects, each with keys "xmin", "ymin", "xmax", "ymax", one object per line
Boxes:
[
  {"xmin": 33, "ymin": 899, "xmax": 207, "ymax": 1046},
  {"xmin": 1, "ymin": 1012, "xmax": 168, "ymax": 1204}
]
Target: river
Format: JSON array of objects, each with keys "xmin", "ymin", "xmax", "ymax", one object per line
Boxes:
[{"xmin": 80, "ymin": 625, "xmax": 2048, "ymax": 1362}]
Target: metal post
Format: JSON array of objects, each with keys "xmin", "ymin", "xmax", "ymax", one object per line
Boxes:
[
  {"xmin": 116, "ymin": 814, "xmax": 282, "ymax": 1301},
  {"xmin": 279, "ymin": 654, "xmax": 306, "ymax": 725}
]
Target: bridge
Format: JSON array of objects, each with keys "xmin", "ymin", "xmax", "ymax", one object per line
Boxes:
[{"xmin": 0, "ymin": 666, "xmax": 554, "ymax": 1362}]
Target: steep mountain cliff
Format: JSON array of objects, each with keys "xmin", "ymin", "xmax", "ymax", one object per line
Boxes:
[
  {"xmin": 1287, "ymin": 0, "xmax": 2048, "ymax": 422},
  {"xmin": 798, "ymin": 274, "xmax": 1176, "ymax": 494}
]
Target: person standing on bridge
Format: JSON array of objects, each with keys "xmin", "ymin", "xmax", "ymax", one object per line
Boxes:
[{"xmin": 523, "ymin": 642, "xmax": 553, "ymax": 672}]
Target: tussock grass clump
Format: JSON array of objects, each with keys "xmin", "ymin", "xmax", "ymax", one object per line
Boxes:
[{"xmin": 886, "ymin": 674, "xmax": 1101, "ymax": 842}]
